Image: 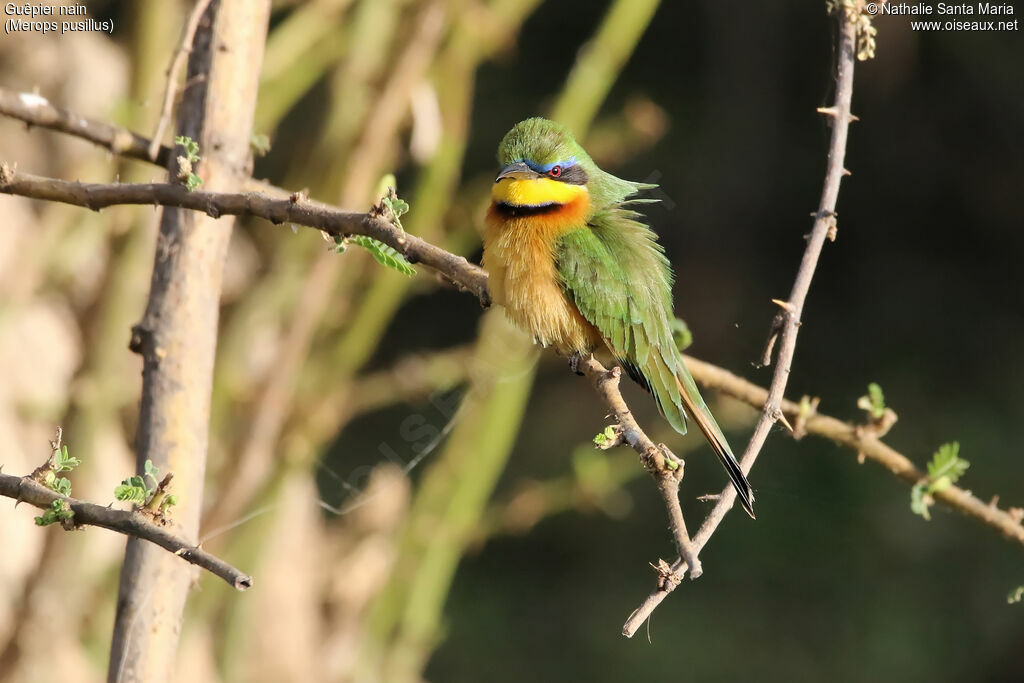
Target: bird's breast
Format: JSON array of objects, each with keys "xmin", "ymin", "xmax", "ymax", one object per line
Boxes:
[{"xmin": 482, "ymin": 194, "xmax": 600, "ymax": 354}]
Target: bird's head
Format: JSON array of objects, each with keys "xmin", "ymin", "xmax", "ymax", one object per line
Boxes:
[{"xmin": 492, "ymin": 117, "xmax": 650, "ymax": 211}]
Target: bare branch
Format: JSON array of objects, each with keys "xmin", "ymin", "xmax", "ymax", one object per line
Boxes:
[
  {"xmin": 0, "ymin": 87, "xmax": 173, "ymax": 166},
  {"xmin": 681, "ymin": 354, "xmax": 1024, "ymax": 546},
  {"xmin": 579, "ymin": 356, "xmax": 702, "ymax": 578},
  {"xmin": 149, "ymin": 0, "xmax": 215, "ymax": 161},
  {"xmin": 0, "ymin": 85, "xmax": 281, "ymax": 194},
  {"xmin": 0, "ymin": 472, "xmax": 252, "ymax": 590},
  {"xmin": 622, "ymin": 11, "xmax": 861, "ymax": 635},
  {"xmin": 0, "ymin": 165, "xmax": 490, "ymax": 306}
]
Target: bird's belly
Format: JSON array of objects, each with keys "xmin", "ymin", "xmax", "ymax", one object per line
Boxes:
[
  {"xmin": 498, "ymin": 263, "xmax": 598, "ymax": 354},
  {"xmin": 483, "ymin": 209, "xmax": 600, "ymax": 355}
]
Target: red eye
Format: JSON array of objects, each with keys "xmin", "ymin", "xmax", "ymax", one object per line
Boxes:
[{"xmin": 549, "ymin": 165, "xmax": 562, "ymax": 178}]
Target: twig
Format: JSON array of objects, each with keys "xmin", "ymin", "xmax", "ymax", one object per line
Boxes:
[
  {"xmin": 0, "ymin": 471, "xmax": 252, "ymax": 590},
  {"xmin": 148, "ymin": 0, "xmax": 215, "ymax": 161},
  {"xmin": 579, "ymin": 356, "xmax": 702, "ymax": 578},
  {"xmin": 0, "ymin": 165, "xmax": 490, "ymax": 306},
  {"xmin": 0, "ymin": 86, "xmax": 277, "ymax": 193},
  {"xmin": 622, "ymin": 14, "xmax": 862, "ymax": 635},
  {"xmin": 0, "ymin": 88, "xmax": 173, "ymax": 167},
  {"xmin": 681, "ymin": 353, "xmax": 1024, "ymax": 545}
]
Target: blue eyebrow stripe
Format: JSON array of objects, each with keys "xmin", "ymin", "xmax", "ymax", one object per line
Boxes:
[{"xmin": 521, "ymin": 156, "xmax": 577, "ymax": 173}]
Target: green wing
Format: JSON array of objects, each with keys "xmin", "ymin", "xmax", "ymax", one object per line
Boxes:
[
  {"xmin": 555, "ymin": 208, "xmax": 755, "ymax": 516},
  {"xmin": 555, "ymin": 207, "xmax": 688, "ymax": 433}
]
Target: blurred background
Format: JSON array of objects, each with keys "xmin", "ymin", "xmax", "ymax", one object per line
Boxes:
[{"xmin": 1, "ymin": 0, "xmax": 1022, "ymax": 681}]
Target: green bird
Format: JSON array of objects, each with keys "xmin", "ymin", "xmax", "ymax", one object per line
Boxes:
[{"xmin": 482, "ymin": 117, "xmax": 754, "ymax": 517}]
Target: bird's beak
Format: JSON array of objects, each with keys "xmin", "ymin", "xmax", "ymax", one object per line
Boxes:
[{"xmin": 495, "ymin": 161, "xmax": 539, "ymax": 182}]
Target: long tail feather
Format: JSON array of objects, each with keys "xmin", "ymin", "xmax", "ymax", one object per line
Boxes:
[
  {"xmin": 672, "ymin": 369, "xmax": 755, "ymax": 518},
  {"xmin": 630, "ymin": 346, "xmax": 756, "ymax": 518}
]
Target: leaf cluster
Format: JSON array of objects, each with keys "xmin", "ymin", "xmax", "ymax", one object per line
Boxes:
[
  {"xmin": 857, "ymin": 382, "xmax": 886, "ymax": 420},
  {"xmin": 174, "ymin": 135, "xmax": 203, "ymax": 192},
  {"xmin": 910, "ymin": 442, "xmax": 969, "ymax": 520},
  {"xmin": 114, "ymin": 459, "xmax": 178, "ymax": 512}
]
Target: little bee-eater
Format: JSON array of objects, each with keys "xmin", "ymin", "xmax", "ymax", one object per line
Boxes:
[{"xmin": 482, "ymin": 118, "xmax": 755, "ymax": 517}]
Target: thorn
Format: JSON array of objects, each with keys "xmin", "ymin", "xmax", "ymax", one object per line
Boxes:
[
  {"xmin": 842, "ymin": 168, "xmax": 852, "ymax": 176},
  {"xmin": 697, "ymin": 493, "xmax": 721, "ymax": 502},
  {"xmin": 848, "ymin": 113, "xmax": 860, "ymax": 122},
  {"xmin": 771, "ymin": 298, "xmax": 794, "ymax": 312},
  {"xmin": 816, "ymin": 106, "xmax": 839, "ymax": 118},
  {"xmin": 778, "ymin": 412, "xmax": 795, "ymax": 433}
]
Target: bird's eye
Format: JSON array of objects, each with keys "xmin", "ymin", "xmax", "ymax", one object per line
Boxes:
[{"xmin": 549, "ymin": 165, "xmax": 562, "ymax": 178}]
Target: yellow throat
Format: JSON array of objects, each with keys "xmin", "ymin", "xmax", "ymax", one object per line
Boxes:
[{"xmin": 491, "ymin": 176, "xmax": 588, "ymax": 207}]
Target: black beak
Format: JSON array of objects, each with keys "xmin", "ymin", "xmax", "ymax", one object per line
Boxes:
[{"xmin": 495, "ymin": 161, "xmax": 539, "ymax": 182}]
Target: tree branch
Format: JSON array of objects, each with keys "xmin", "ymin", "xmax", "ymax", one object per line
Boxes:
[
  {"xmin": 0, "ymin": 165, "xmax": 490, "ymax": 307},
  {"xmin": 681, "ymin": 354, "xmax": 1024, "ymax": 546},
  {"xmin": 0, "ymin": 86, "xmax": 173, "ymax": 166},
  {"xmin": 579, "ymin": 356, "xmax": 701, "ymax": 578},
  {"xmin": 0, "ymin": 85, "xmax": 280, "ymax": 194},
  {"xmin": 622, "ymin": 13, "xmax": 865, "ymax": 635},
  {"xmin": 148, "ymin": 0, "xmax": 215, "ymax": 161},
  {"xmin": 0, "ymin": 471, "xmax": 252, "ymax": 590}
]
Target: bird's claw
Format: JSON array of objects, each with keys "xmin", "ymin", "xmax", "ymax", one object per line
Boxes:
[{"xmin": 568, "ymin": 352, "xmax": 585, "ymax": 376}]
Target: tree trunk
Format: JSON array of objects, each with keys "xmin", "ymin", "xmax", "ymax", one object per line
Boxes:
[{"xmin": 107, "ymin": 2, "xmax": 270, "ymax": 681}]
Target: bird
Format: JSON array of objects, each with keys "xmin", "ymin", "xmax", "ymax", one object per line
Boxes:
[{"xmin": 482, "ymin": 117, "xmax": 755, "ymax": 518}]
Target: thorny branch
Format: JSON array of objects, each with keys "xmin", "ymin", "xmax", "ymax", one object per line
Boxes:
[
  {"xmin": 0, "ymin": 470, "xmax": 252, "ymax": 590},
  {"xmin": 0, "ymin": 164, "xmax": 490, "ymax": 306},
  {"xmin": 579, "ymin": 356, "xmax": 702, "ymax": 578},
  {"xmin": 621, "ymin": 10, "xmax": 861, "ymax": 636}
]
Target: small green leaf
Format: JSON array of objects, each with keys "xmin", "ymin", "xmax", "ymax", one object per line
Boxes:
[
  {"xmin": 54, "ymin": 444, "xmax": 81, "ymax": 472},
  {"xmin": 857, "ymin": 382, "xmax": 886, "ymax": 419},
  {"xmin": 348, "ymin": 235, "xmax": 416, "ymax": 276},
  {"xmin": 35, "ymin": 499, "xmax": 73, "ymax": 526},
  {"xmin": 161, "ymin": 494, "xmax": 179, "ymax": 510},
  {"xmin": 927, "ymin": 442, "xmax": 968, "ymax": 484},
  {"xmin": 114, "ymin": 484, "xmax": 148, "ymax": 503},
  {"xmin": 593, "ymin": 433, "xmax": 607, "ymax": 446},
  {"xmin": 115, "ymin": 471, "xmax": 151, "ymax": 504},
  {"xmin": 910, "ymin": 442, "xmax": 969, "ymax": 520},
  {"xmin": 1008, "ymin": 585, "xmax": 1024, "ymax": 605},
  {"xmin": 174, "ymin": 135, "xmax": 201, "ymax": 163},
  {"xmin": 383, "ymin": 195, "xmax": 410, "ymax": 220},
  {"xmin": 664, "ymin": 458, "xmax": 679, "ymax": 471},
  {"xmin": 44, "ymin": 470, "xmax": 56, "ymax": 487},
  {"xmin": 184, "ymin": 173, "xmax": 203, "ymax": 192},
  {"xmin": 910, "ymin": 482, "xmax": 931, "ymax": 520},
  {"xmin": 53, "ymin": 477, "xmax": 71, "ymax": 496}
]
